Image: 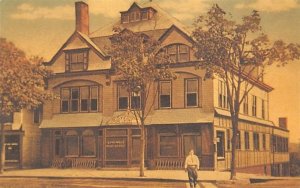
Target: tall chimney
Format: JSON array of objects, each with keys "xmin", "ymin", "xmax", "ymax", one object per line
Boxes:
[
  {"xmin": 279, "ymin": 117, "xmax": 288, "ymax": 129},
  {"xmin": 75, "ymin": 1, "xmax": 89, "ymax": 35}
]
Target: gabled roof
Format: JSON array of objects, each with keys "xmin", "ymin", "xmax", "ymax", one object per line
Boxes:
[
  {"xmin": 44, "ymin": 31, "xmax": 108, "ymax": 66},
  {"xmin": 120, "ymin": 2, "xmax": 157, "ymax": 13},
  {"xmin": 159, "ymin": 24, "xmax": 195, "ymax": 44}
]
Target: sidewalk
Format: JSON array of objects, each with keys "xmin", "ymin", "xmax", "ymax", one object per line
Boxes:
[{"xmin": 0, "ymin": 168, "xmax": 272, "ymax": 183}]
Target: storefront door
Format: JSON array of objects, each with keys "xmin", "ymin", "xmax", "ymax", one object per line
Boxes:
[
  {"xmin": 183, "ymin": 134, "xmax": 201, "ymax": 157},
  {"xmin": 105, "ymin": 129, "xmax": 128, "ymax": 166},
  {"xmin": 5, "ymin": 135, "xmax": 20, "ymax": 162}
]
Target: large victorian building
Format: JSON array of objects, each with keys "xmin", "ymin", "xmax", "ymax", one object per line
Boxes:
[{"xmin": 4, "ymin": 1, "xmax": 289, "ymax": 176}]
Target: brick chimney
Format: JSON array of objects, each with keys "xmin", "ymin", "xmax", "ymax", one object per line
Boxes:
[
  {"xmin": 75, "ymin": 1, "xmax": 89, "ymax": 35},
  {"xmin": 279, "ymin": 117, "xmax": 288, "ymax": 129}
]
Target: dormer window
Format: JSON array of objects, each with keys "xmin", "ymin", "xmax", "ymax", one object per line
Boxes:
[
  {"xmin": 120, "ymin": 3, "xmax": 156, "ymax": 24},
  {"xmin": 141, "ymin": 11, "xmax": 148, "ymax": 20},
  {"xmin": 65, "ymin": 49, "xmax": 88, "ymax": 72},
  {"xmin": 121, "ymin": 13, "xmax": 129, "ymax": 23},
  {"xmin": 129, "ymin": 11, "xmax": 140, "ymax": 22}
]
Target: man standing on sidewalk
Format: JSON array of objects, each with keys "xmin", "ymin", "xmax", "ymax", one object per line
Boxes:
[{"xmin": 184, "ymin": 149, "xmax": 200, "ymax": 188}]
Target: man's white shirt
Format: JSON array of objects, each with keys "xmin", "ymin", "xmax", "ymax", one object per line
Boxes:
[{"xmin": 184, "ymin": 154, "xmax": 200, "ymax": 169}]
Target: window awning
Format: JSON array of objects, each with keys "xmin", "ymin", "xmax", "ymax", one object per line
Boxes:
[
  {"xmin": 40, "ymin": 109, "xmax": 214, "ymax": 129},
  {"xmin": 148, "ymin": 108, "xmax": 214, "ymax": 125},
  {"xmin": 40, "ymin": 113, "xmax": 103, "ymax": 129},
  {"xmin": 215, "ymin": 108, "xmax": 274, "ymax": 126}
]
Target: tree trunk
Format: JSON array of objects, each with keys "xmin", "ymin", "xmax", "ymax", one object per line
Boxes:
[
  {"xmin": 0, "ymin": 122, "xmax": 5, "ymax": 174},
  {"xmin": 230, "ymin": 115, "xmax": 238, "ymax": 180},
  {"xmin": 139, "ymin": 124, "xmax": 145, "ymax": 177}
]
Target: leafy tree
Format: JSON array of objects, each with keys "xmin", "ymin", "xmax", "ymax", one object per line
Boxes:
[
  {"xmin": 109, "ymin": 28, "xmax": 173, "ymax": 177},
  {"xmin": 192, "ymin": 5, "xmax": 300, "ymax": 180},
  {"xmin": 0, "ymin": 38, "xmax": 54, "ymax": 173}
]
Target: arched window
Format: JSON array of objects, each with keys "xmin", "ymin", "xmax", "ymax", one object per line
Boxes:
[
  {"xmin": 66, "ymin": 130, "xmax": 79, "ymax": 156},
  {"xmin": 82, "ymin": 129, "xmax": 96, "ymax": 156},
  {"xmin": 166, "ymin": 44, "xmax": 190, "ymax": 63}
]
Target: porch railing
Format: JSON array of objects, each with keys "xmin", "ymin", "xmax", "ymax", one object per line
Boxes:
[
  {"xmin": 51, "ymin": 158, "xmax": 97, "ymax": 168},
  {"xmin": 153, "ymin": 158, "xmax": 184, "ymax": 169}
]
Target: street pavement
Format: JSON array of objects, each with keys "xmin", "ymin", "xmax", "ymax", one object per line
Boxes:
[
  {"xmin": 0, "ymin": 168, "xmax": 264, "ymax": 182},
  {"xmin": 0, "ymin": 168, "xmax": 298, "ymax": 188}
]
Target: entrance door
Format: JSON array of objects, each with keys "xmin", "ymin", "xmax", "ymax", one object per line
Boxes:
[
  {"xmin": 5, "ymin": 135, "xmax": 20, "ymax": 162},
  {"xmin": 183, "ymin": 135, "xmax": 201, "ymax": 157},
  {"xmin": 131, "ymin": 129, "xmax": 141, "ymax": 166},
  {"xmin": 105, "ymin": 129, "xmax": 128, "ymax": 166}
]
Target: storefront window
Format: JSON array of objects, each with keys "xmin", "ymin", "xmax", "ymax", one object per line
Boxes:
[
  {"xmin": 82, "ymin": 130, "xmax": 95, "ymax": 156},
  {"xmin": 159, "ymin": 134, "xmax": 178, "ymax": 157},
  {"xmin": 66, "ymin": 130, "xmax": 79, "ymax": 156}
]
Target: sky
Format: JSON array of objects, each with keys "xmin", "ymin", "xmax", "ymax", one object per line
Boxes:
[{"xmin": 0, "ymin": 0, "xmax": 299, "ymax": 142}]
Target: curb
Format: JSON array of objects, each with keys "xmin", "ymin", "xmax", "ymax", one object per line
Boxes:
[
  {"xmin": 249, "ymin": 178, "xmax": 285, "ymax": 184},
  {"xmin": 0, "ymin": 175, "xmax": 217, "ymax": 183}
]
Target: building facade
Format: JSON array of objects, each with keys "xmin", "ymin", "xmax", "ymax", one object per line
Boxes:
[
  {"xmin": 2, "ymin": 107, "xmax": 43, "ymax": 169},
  {"xmin": 36, "ymin": 1, "xmax": 289, "ymax": 176}
]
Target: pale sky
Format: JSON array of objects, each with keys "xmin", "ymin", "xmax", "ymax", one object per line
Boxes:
[{"xmin": 0, "ymin": 0, "xmax": 299, "ymax": 142}]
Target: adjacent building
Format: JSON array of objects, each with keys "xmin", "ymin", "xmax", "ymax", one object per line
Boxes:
[
  {"xmin": 3, "ymin": 1, "xmax": 289, "ymax": 176},
  {"xmin": 2, "ymin": 107, "xmax": 42, "ymax": 169}
]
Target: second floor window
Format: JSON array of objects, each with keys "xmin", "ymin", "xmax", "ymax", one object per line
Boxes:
[
  {"xmin": 252, "ymin": 95, "xmax": 257, "ymax": 117},
  {"xmin": 117, "ymin": 84, "xmax": 141, "ymax": 110},
  {"xmin": 159, "ymin": 81, "xmax": 171, "ymax": 108},
  {"xmin": 262, "ymin": 99, "xmax": 265, "ymax": 119},
  {"xmin": 218, "ymin": 80, "xmax": 228, "ymax": 109},
  {"xmin": 166, "ymin": 44, "xmax": 190, "ymax": 63},
  {"xmin": 65, "ymin": 50, "xmax": 88, "ymax": 72},
  {"xmin": 61, "ymin": 86, "xmax": 99, "ymax": 113},
  {"xmin": 243, "ymin": 94, "xmax": 249, "ymax": 115},
  {"xmin": 185, "ymin": 79, "xmax": 198, "ymax": 107},
  {"xmin": 33, "ymin": 105, "xmax": 43, "ymax": 124}
]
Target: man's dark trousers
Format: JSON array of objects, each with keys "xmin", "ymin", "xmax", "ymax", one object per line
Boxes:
[{"xmin": 187, "ymin": 166, "xmax": 198, "ymax": 188}]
